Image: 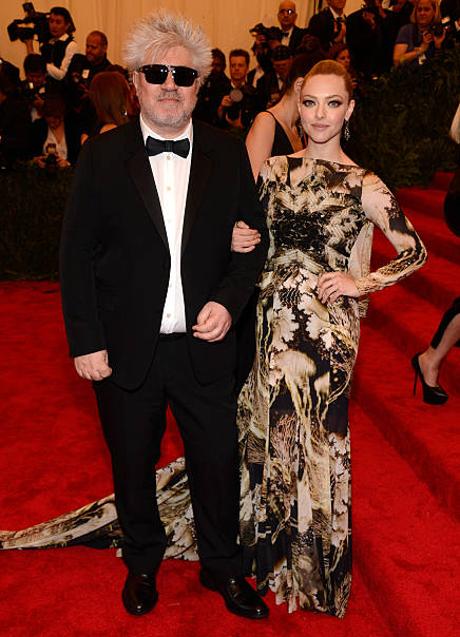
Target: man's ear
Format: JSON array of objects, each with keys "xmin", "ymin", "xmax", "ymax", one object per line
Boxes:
[{"xmin": 132, "ymin": 70, "xmax": 139, "ymax": 91}]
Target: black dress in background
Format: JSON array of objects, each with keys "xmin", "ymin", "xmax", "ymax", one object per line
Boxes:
[{"xmin": 235, "ymin": 112, "xmax": 297, "ymax": 392}]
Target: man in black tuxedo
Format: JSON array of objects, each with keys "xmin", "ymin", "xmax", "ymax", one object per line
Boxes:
[
  {"xmin": 308, "ymin": 0, "xmax": 347, "ymax": 52},
  {"xmin": 60, "ymin": 11, "xmax": 268, "ymax": 620},
  {"xmin": 277, "ymin": 0, "xmax": 306, "ymax": 53}
]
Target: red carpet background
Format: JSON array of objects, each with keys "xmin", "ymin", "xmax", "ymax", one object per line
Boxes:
[{"xmin": 0, "ymin": 173, "xmax": 459, "ymax": 636}]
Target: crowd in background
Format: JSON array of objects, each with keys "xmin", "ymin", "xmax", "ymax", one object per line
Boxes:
[{"xmin": 0, "ymin": 0, "xmax": 459, "ymax": 170}]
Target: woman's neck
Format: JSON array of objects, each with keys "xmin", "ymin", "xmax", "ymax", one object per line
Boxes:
[
  {"xmin": 302, "ymin": 138, "xmax": 352, "ymax": 164},
  {"xmin": 271, "ymin": 93, "xmax": 298, "ymax": 128}
]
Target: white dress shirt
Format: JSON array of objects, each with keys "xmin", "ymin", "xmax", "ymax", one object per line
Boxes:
[
  {"xmin": 139, "ymin": 115, "xmax": 192, "ymax": 334},
  {"xmin": 281, "ymin": 27, "xmax": 293, "ymax": 47},
  {"xmin": 43, "ymin": 126, "xmax": 67, "ymax": 160}
]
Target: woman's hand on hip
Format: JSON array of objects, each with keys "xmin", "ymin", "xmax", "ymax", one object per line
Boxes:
[{"xmin": 317, "ymin": 271, "xmax": 360, "ymax": 304}]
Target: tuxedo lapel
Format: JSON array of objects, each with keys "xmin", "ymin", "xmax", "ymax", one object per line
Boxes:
[
  {"xmin": 181, "ymin": 123, "xmax": 212, "ymax": 256},
  {"xmin": 124, "ymin": 120, "xmax": 168, "ymax": 249}
]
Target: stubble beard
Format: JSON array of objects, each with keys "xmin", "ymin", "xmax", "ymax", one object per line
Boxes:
[{"xmin": 141, "ymin": 90, "xmax": 197, "ymax": 133}]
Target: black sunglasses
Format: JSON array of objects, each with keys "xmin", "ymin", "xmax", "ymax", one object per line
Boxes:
[{"xmin": 137, "ymin": 64, "xmax": 198, "ymax": 87}]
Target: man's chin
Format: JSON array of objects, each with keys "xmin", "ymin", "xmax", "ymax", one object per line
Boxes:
[{"xmin": 147, "ymin": 111, "xmax": 192, "ymax": 132}]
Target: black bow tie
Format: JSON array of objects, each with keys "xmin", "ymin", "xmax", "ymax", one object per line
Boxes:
[{"xmin": 146, "ymin": 136, "xmax": 190, "ymax": 158}]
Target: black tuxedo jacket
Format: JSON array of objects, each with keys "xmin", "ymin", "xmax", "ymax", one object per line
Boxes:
[
  {"xmin": 60, "ymin": 118, "xmax": 268, "ymax": 389},
  {"xmin": 308, "ymin": 8, "xmax": 338, "ymax": 51},
  {"xmin": 287, "ymin": 25, "xmax": 307, "ymax": 52}
]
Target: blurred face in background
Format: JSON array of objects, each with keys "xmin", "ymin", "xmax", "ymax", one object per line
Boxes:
[
  {"xmin": 327, "ymin": 0, "xmax": 347, "ymax": 15},
  {"xmin": 415, "ymin": 0, "xmax": 436, "ymax": 26},
  {"xmin": 26, "ymin": 70, "xmax": 46, "ymax": 87},
  {"xmin": 211, "ymin": 55, "xmax": 225, "ymax": 75},
  {"xmin": 48, "ymin": 13, "xmax": 69, "ymax": 38},
  {"xmin": 278, "ymin": 1, "xmax": 297, "ymax": 31},
  {"xmin": 229, "ymin": 56, "xmax": 249, "ymax": 85},
  {"xmin": 335, "ymin": 48, "xmax": 351, "ymax": 71},
  {"xmin": 273, "ymin": 57, "xmax": 293, "ymax": 81},
  {"xmin": 45, "ymin": 114, "xmax": 63, "ymax": 130},
  {"xmin": 86, "ymin": 34, "xmax": 107, "ymax": 65}
]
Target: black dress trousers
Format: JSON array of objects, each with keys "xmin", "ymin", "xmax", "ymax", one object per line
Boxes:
[{"xmin": 93, "ymin": 335, "xmax": 242, "ymax": 578}]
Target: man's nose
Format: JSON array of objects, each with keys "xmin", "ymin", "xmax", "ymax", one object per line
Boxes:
[{"xmin": 162, "ymin": 70, "xmax": 177, "ymax": 89}]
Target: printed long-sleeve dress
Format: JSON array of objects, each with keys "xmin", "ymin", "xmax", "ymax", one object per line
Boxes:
[{"xmin": 237, "ymin": 155, "xmax": 427, "ymax": 617}]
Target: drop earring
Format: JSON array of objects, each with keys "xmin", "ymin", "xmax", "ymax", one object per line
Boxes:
[{"xmin": 343, "ymin": 119, "xmax": 350, "ymax": 141}]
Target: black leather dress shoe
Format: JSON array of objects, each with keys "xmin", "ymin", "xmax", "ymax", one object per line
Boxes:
[
  {"xmin": 122, "ymin": 572, "xmax": 158, "ymax": 616},
  {"xmin": 200, "ymin": 570, "xmax": 269, "ymax": 619}
]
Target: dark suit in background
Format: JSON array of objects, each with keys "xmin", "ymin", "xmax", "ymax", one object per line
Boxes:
[
  {"xmin": 284, "ymin": 25, "xmax": 307, "ymax": 52},
  {"xmin": 308, "ymin": 7, "xmax": 341, "ymax": 51}
]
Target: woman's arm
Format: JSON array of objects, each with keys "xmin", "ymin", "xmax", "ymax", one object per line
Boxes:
[
  {"xmin": 393, "ymin": 39, "xmax": 429, "ymax": 65},
  {"xmin": 245, "ymin": 111, "xmax": 276, "ymax": 180},
  {"xmin": 356, "ymin": 172, "xmax": 427, "ymax": 295},
  {"xmin": 449, "ymin": 102, "xmax": 460, "ymax": 144}
]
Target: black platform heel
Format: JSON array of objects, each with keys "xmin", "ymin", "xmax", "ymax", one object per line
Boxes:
[{"xmin": 411, "ymin": 353, "xmax": 448, "ymax": 405}]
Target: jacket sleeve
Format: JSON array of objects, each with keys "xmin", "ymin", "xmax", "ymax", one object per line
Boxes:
[
  {"xmin": 210, "ymin": 140, "xmax": 269, "ymax": 323},
  {"xmin": 59, "ymin": 140, "xmax": 106, "ymax": 357}
]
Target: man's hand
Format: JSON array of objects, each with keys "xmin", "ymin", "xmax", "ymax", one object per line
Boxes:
[
  {"xmin": 192, "ymin": 302, "xmax": 232, "ymax": 342},
  {"xmin": 220, "ymin": 95, "xmax": 233, "ymax": 109},
  {"xmin": 74, "ymin": 349, "xmax": 112, "ymax": 381}
]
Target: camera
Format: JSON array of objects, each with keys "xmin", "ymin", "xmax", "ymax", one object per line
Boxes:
[
  {"xmin": 44, "ymin": 142, "xmax": 58, "ymax": 169},
  {"xmin": 71, "ymin": 68, "xmax": 90, "ymax": 88},
  {"xmin": 249, "ymin": 23, "xmax": 270, "ymax": 39},
  {"xmin": 22, "ymin": 80, "xmax": 46, "ymax": 102},
  {"xmin": 225, "ymin": 88, "xmax": 244, "ymax": 121},
  {"xmin": 7, "ymin": 3, "xmax": 50, "ymax": 43},
  {"xmin": 428, "ymin": 22, "xmax": 446, "ymax": 38}
]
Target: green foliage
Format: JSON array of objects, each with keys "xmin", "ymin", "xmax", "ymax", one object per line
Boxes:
[
  {"xmin": 348, "ymin": 45, "xmax": 460, "ymax": 188},
  {"xmin": 0, "ymin": 165, "xmax": 73, "ymax": 279}
]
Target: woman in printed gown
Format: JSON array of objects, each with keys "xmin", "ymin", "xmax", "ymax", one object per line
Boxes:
[
  {"xmin": 235, "ymin": 59, "xmax": 426, "ymax": 616},
  {"xmin": 0, "ymin": 60, "xmax": 427, "ymax": 619}
]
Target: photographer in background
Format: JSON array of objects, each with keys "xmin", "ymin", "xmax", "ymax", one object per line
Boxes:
[
  {"xmin": 194, "ymin": 48, "xmax": 231, "ymax": 125},
  {"xmin": 347, "ymin": 0, "xmax": 393, "ymax": 77},
  {"xmin": 217, "ymin": 49, "xmax": 260, "ymax": 136},
  {"xmin": 247, "ymin": 25, "xmax": 273, "ymax": 89},
  {"xmin": 65, "ymin": 31, "xmax": 111, "ymax": 129},
  {"xmin": 256, "ymin": 44, "xmax": 293, "ymax": 108},
  {"xmin": 30, "ymin": 95, "xmax": 80, "ymax": 168},
  {"xmin": 393, "ymin": 0, "xmax": 447, "ymax": 66},
  {"xmin": 24, "ymin": 6, "xmax": 78, "ymax": 82},
  {"xmin": 67, "ymin": 31, "xmax": 111, "ymax": 98},
  {"xmin": 21, "ymin": 54, "xmax": 48, "ymax": 121},
  {"xmin": 440, "ymin": 0, "xmax": 460, "ymax": 41}
]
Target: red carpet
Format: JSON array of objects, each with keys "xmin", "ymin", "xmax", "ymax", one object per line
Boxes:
[{"xmin": 0, "ymin": 173, "xmax": 459, "ymax": 636}]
